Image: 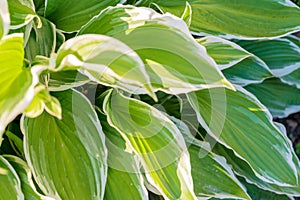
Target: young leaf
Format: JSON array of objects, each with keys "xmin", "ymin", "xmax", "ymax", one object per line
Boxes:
[
  {"xmin": 187, "ymin": 86, "xmax": 298, "ymax": 186},
  {"xmin": 55, "ymin": 34, "xmax": 155, "ymax": 98},
  {"xmin": 4, "ymin": 155, "xmax": 54, "ymax": 200},
  {"xmin": 0, "ymin": 155, "xmax": 24, "ymax": 200},
  {"xmin": 236, "ymin": 38, "xmax": 300, "ymax": 76},
  {"xmin": 79, "ymin": 6, "xmax": 232, "ymax": 94},
  {"xmin": 0, "ymin": 0, "xmax": 9, "ymax": 39},
  {"xmin": 138, "ymin": 0, "xmax": 300, "ymax": 39},
  {"xmin": 0, "ymin": 34, "xmax": 37, "ymax": 141},
  {"xmin": 44, "ymin": 0, "xmax": 121, "ymax": 32},
  {"xmin": 22, "ymin": 89, "xmax": 108, "ymax": 200},
  {"xmin": 245, "ymin": 78, "xmax": 300, "ymax": 118},
  {"xmin": 103, "ymin": 90, "xmax": 196, "ymax": 199}
]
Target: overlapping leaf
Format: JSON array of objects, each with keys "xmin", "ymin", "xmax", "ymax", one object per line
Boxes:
[
  {"xmin": 0, "ymin": 34, "xmax": 37, "ymax": 140},
  {"xmin": 0, "ymin": 155, "xmax": 24, "ymax": 200},
  {"xmin": 22, "ymin": 89, "xmax": 108, "ymax": 200},
  {"xmin": 55, "ymin": 34, "xmax": 155, "ymax": 98},
  {"xmin": 79, "ymin": 5, "xmax": 232, "ymax": 94},
  {"xmin": 45, "ymin": 0, "xmax": 121, "ymax": 32},
  {"xmin": 245, "ymin": 78, "xmax": 300, "ymax": 118},
  {"xmin": 103, "ymin": 90, "xmax": 196, "ymax": 199},
  {"xmin": 187, "ymin": 86, "xmax": 298, "ymax": 186},
  {"xmin": 138, "ymin": 0, "xmax": 300, "ymax": 39},
  {"xmin": 4, "ymin": 155, "xmax": 53, "ymax": 200},
  {"xmin": 236, "ymin": 38, "xmax": 300, "ymax": 76}
]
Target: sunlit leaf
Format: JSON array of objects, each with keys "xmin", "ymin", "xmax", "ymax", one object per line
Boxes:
[
  {"xmin": 22, "ymin": 89, "xmax": 107, "ymax": 200},
  {"xmin": 103, "ymin": 90, "xmax": 196, "ymax": 199},
  {"xmin": 79, "ymin": 5, "xmax": 232, "ymax": 94},
  {"xmin": 0, "ymin": 34, "xmax": 37, "ymax": 141}
]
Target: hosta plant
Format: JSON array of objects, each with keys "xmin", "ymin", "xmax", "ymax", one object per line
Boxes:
[{"xmin": 1, "ymin": 0, "xmax": 300, "ymax": 199}]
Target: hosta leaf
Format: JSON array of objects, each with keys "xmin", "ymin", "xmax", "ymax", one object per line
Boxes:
[
  {"xmin": 8, "ymin": 0, "xmax": 39, "ymax": 30},
  {"xmin": 45, "ymin": 0, "xmax": 121, "ymax": 32},
  {"xmin": 55, "ymin": 34, "xmax": 155, "ymax": 98},
  {"xmin": 24, "ymin": 17, "xmax": 56, "ymax": 62},
  {"xmin": 0, "ymin": 155, "xmax": 24, "ymax": 200},
  {"xmin": 187, "ymin": 86, "xmax": 298, "ymax": 186},
  {"xmin": 222, "ymin": 56, "xmax": 272, "ymax": 86},
  {"xmin": 79, "ymin": 5, "xmax": 232, "ymax": 94},
  {"xmin": 0, "ymin": 0, "xmax": 9, "ymax": 39},
  {"xmin": 245, "ymin": 78, "xmax": 300, "ymax": 118},
  {"xmin": 138, "ymin": 0, "xmax": 300, "ymax": 39},
  {"xmin": 236, "ymin": 38, "xmax": 300, "ymax": 76},
  {"xmin": 103, "ymin": 90, "xmax": 196, "ymax": 199},
  {"xmin": 213, "ymin": 142, "xmax": 300, "ymax": 196},
  {"xmin": 97, "ymin": 113, "xmax": 148, "ymax": 200},
  {"xmin": 197, "ymin": 36, "xmax": 251, "ymax": 70},
  {"xmin": 0, "ymin": 34, "xmax": 37, "ymax": 141},
  {"xmin": 174, "ymin": 118, "xmax": 250, "ymax": 199},
  {"xmin": 22, "ymin": 89, "xmax": 107, "ymax": 200},
  {"xmin": 4, "ymin": 155, "xmax": 53, "ymax": 200}
]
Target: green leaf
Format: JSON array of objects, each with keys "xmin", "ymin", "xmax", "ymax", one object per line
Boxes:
[
  {"xmin": 44, "ymin": 0, "xmax": 121, "ymax": 32},
  {"xmin": 222, "ymin": 56, "xmax": 273, "ymax": 86},
  {"xmin": 24, "ymin": 85, "xmax": 62, "ymax": 119},
  {"xmin": 245, "ymin": 78, "xmax": 300, "ymax": 118},
  {"xmin": 55, "ymin": 34, "xmax": 155, "ymax": 98},
  {"xmin": 5, "ymin": 130, "xmax": 24, "ymax": 158},
  {"xmin": 22, "ymin": 89, "xmax": 107, "ymax": 200},
  {"xmin": 0, "ymin": 0, "xmax": 9, "ymax": 39},
  {"xmin": 97, "ymin": 113, "xmax": 148, "ymax": 200},
  {"xmin": 79, "ymin": 5, "xmax": 232, "ymax": 94},
  {"xmin": 213, "ymin": 142, "xmax": 300, "ymax": 196},
  {"xmin": 4, "ymin": 155, "xmax": 53, "ymax": 200},
  {"xmin": 187, "ymin": 86, "xmax": 298, "ymax": 186},
  {"xmin": 236, "ymin": 38, "xmax": 300, "ymax": 76},
  {"xmin": 0, "ymin": 155, "xmax": 24, "ymax": 200},
  {"xmin": 0, "ymin": 34, "xmax": 37, "ymax": 141},
  {"xmin": 138, "ymin": 0, "xmax": 300, "ymax": 39},
  {"xmin": 181, "ymin": 2, "xmax": 192, "ymax": 27},
  {"xmin": 24, "ymin": 17, "xmax": 56, "ymax": 62},
  {"xmin": 239, "ymin": 178, "xmax": 292, "ymax": 200},
  {"xmin": 197, "ymin": 36, "xmax": 251, "ymax": 70},
  {"xmin": 8, "ymin": 0, "xmax": 39, "ymax": 30},
  {"xmin": 103, "ymin": 90, "xmax": 196, "ymax": 199}
]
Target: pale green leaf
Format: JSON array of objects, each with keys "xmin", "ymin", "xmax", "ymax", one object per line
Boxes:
[
  {"xmin": 79, "ymin": 6, "xmax": 232, "ymax": 94},
  {"xmin": 138, "ymin": 0, "xmax": 300, "ymax": 39},
  {"xmin": 0, "ymin": 155, "xmax": 24, "ymax": 200},
  {"xmin": 103, "ymin": 90, "xmax": 196, "ymax": 199},
  {"xmin": 22, "ymin": 89, "xmax": 108, "ymax": 200},
  {"xmin": 45, "ymin": 0, "xmax": 122, "ymax": 32},
  {"xmin": 24, "ymin": 85, "xmax": 62, "ymax": 119},
  {"xmin": 97, "ymin": 113, "xmax": 148, "ymax": 200},
  {"xmin": 0, "ymin": 0, "xmax": 9, "ymax": 39},
  {"xmin": 181, "ymin": 2, "xmax": 192, "ymax": 27},
  {"xmin": 0, "ymin": 34, "xmax": 37, "ymax": 141},
  {"xmin": 236, "ymin": 38, "xmax": 300, "ymax": 76},
  {"xmin": 187, "ymin": 86, "xmax": 298, "ymax": 186},
  {"xmin": 8, "ymin": 0, "xmax": 39, "ymax": 29},
  {"xmin": 55, "ymin": 34, "xmax": 155, "ymax": 98},
  {"xmin": 245, "ymin": 78, "xmax": 300, "ymax": 118},
  {"xmin": 4, "ymin": 155, "xmax": 54, "ymax": 200}
]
